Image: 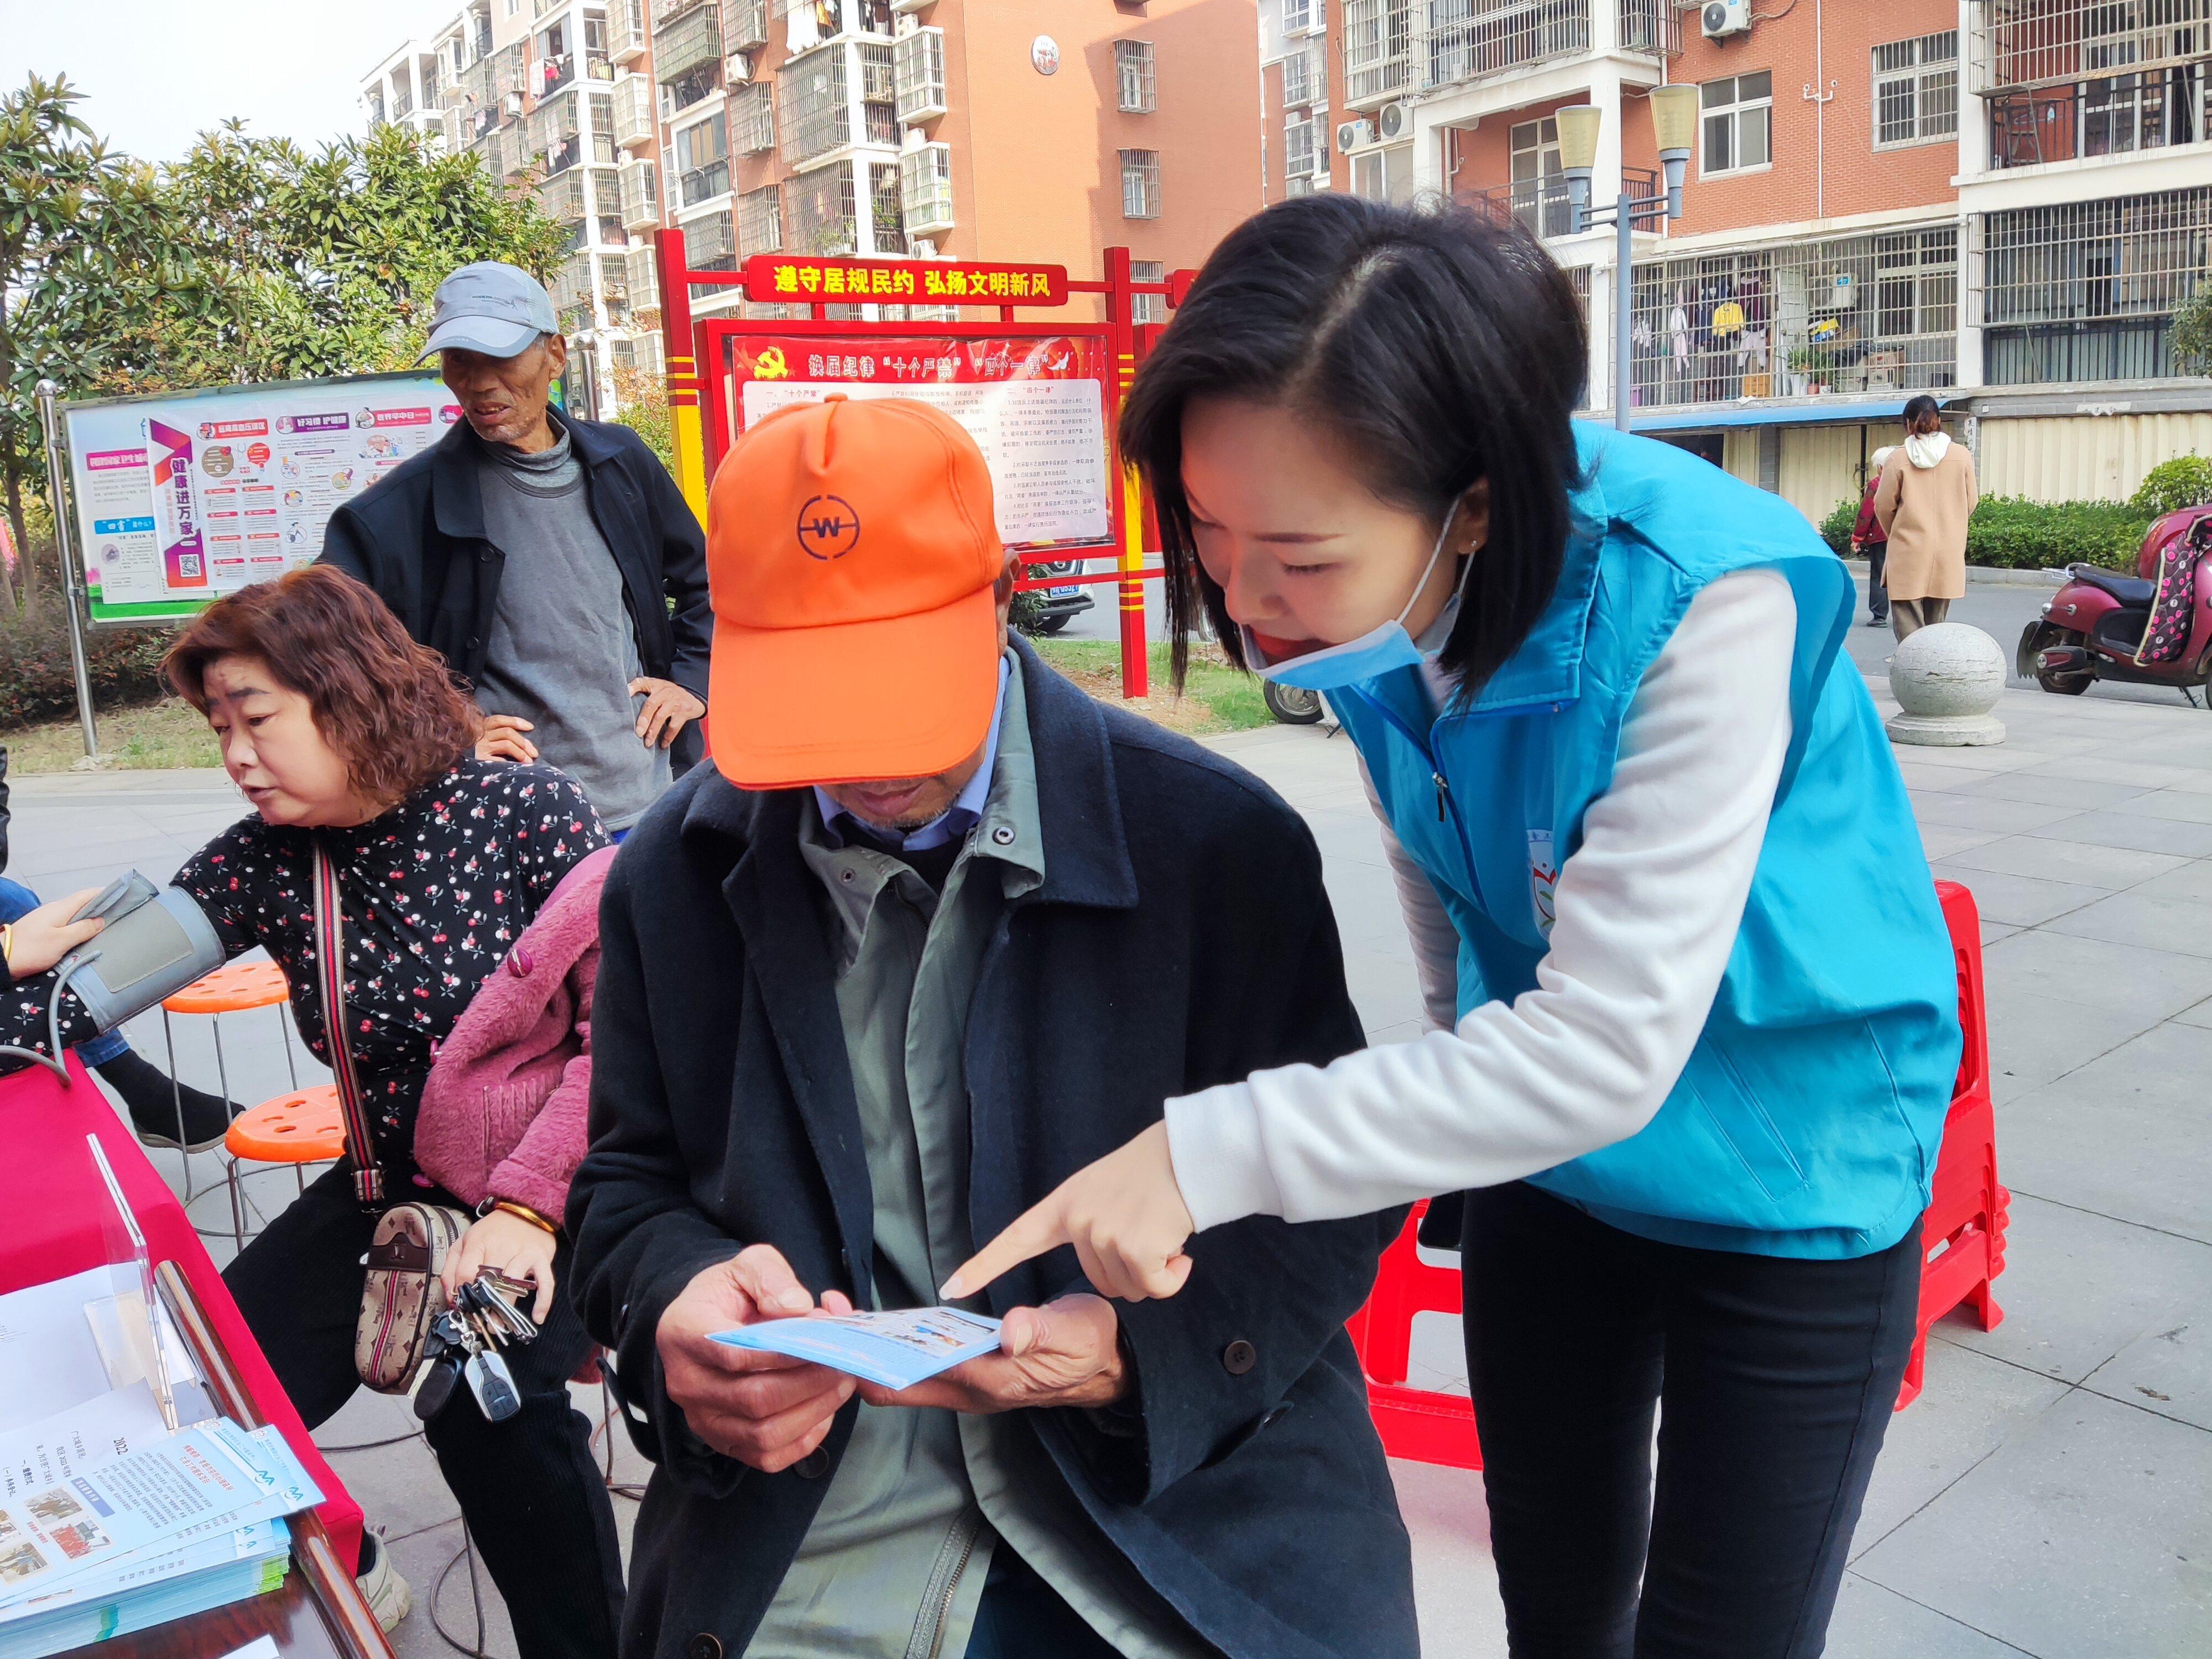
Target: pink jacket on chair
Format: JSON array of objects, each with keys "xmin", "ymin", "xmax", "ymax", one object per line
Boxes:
[{"xmin": 414, "ymin": 845, "xmax": 617, "ymax": 1220}]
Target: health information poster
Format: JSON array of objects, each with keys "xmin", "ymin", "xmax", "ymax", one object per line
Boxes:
[{"xmin": 60, "ymin": 372, "xmax": 460, "ymax": 625}]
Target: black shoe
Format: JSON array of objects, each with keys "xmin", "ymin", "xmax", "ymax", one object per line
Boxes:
[{"xmin": 94, "ymin": 1050, "xmax": 237, "ymax": 1152}]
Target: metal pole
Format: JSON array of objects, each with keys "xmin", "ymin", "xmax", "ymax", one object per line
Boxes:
[
  {"xmin": 35, "ymin": 379, "xmax": 100, "ymax": 761},
  {"xmin": 1614, "ymin": 195, "xmax": 1634, "ymax": 435}
]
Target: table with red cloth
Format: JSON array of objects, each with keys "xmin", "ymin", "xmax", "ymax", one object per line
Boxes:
[{"xmin": 0, "ymin": 1051, "xmax": 364, "ymax": 1571}]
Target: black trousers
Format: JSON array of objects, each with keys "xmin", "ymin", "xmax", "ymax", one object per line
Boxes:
[
  {"xmin": 1461, "ymin": 1183, "xmax": 1918, "ymax": 1659},
  {"xmin": 224, "ymin": 1163, "xmax": 625, "ymax": 1659},
  {"xmin": 1865, "ymin": 541, "xmax": 1889, "ymax": 620}
]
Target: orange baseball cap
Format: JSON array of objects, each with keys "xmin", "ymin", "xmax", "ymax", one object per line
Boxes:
[{"xmin": 705, "ymin": 395, "xmax": 1004, "ymax": 789}]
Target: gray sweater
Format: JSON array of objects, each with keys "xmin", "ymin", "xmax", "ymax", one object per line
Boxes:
[{"xmin": 474, "ymin": 419, "xmax": 671, "ymax": 830}]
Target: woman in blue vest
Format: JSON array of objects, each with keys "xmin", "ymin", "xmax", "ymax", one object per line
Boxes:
[{"xmin": 947, "ymin": 197, "xmax": 1962, "ymax": 1656}]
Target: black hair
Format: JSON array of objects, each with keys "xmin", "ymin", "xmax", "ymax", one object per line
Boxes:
[
  {"xmin": 1903, "ymin": 394, "xmax": 1943, "ymax": 436},
  {"xmin": 1119, "ymin": 194, "xmax": 1588, "ymax": 693}
]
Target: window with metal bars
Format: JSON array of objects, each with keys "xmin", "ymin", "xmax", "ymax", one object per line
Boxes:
[
  {"xmin": 1117, "ymin": 41, "xmax": 1156, "ymax": 112},
  {"xmin": 589, "ymin": 91, "xmax": 617, "ymax": 161},
  {"xmin": 680, "ymin": 205, "xmax": 738, "ymax": 265},
  {"xmin": 1284, "ymin": 0, "xmax": 1313, "ymax": 32},
  {"xmin": 625, "ymin": 243, "xmax": 661, "ymax": 311},
  {"xmin": 1285, "ymin": 114, "xmax": 1317, "ymax": 179},
  {"xmin": 1344, "ymin": 0, "xmax": 1412, "ymax": 104},
  {"xmin": 1120, "ymin": 148, "xmax": 1160, "ymax": 218},
  {"xmin": 1133, "ymin": 259, "xmax": 1167, "ymax": 324},
  {"xmin": 1873, "ymin": 31, "xmax": 1958, "ymax": 148},
  {"xmin": 737, "ymin": 184, "xmax": 782, "ymax": 255},
  {"xmin": 732, "ymin": 83, "xmax": 776, "ymax": 153},
  {"xmin": 1281, "ymin": 46, "xmax": 1317, "ymax": 108},
  {"xmin": 870, "ymin": 161, "xmax": 906, "ymax": 253},
  {"xmin": 780, "ymin": 43, "xmax": 853, "ymax": 163},
  {"xmin": 1979, "ymin": 186, "xmax": 2212, "ymax": 380},
  {"xmin": 1420, "ymin": 0, "xmax": 1592, "ymax": 92},
  {"xmin": 786, "ymin": 160, "xmax": 860, "ymax": 255},
  {"xmin": 1700, "ymin": 71, "xmax": 1771, "ymax": 174}
]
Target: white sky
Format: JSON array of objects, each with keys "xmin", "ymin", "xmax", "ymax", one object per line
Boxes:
[{"xmin": 0, "ymin": 0, "xmax": 465, "ymax": 163}]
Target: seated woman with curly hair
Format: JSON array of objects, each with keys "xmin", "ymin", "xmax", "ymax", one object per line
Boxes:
[{"xmin": 0, "ymin": 565, "xmax": 620, "ymax": 1658}]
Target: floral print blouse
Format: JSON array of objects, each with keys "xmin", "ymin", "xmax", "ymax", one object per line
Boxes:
[{"xmin": 2, "ymin": 759, "xmax": 607, "ymax": 1176}]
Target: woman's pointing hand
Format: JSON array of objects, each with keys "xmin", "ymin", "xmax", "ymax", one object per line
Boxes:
[{"xmin": 942, "ymin": 1121, "xmax": 1198, "ymax": 1303}]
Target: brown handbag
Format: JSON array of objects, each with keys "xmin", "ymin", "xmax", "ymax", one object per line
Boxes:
[{"xmin": 312, "ymin": 837, "xmax": 473, "ymax": 1394}]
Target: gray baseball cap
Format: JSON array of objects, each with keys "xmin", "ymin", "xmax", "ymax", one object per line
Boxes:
[{"xmin": 418, "ymin": 262, "xmax": 559, "ymax": 361}]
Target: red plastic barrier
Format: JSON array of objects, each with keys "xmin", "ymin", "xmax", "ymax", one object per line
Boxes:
[{"xmin": 1350, "ymin": 878, "xmax": 2007, "ymax": 1465}]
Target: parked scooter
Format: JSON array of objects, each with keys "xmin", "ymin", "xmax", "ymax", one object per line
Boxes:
[{"xmin": 2018, "ymin": 505, "xmax": 2212, "ymax": 703}]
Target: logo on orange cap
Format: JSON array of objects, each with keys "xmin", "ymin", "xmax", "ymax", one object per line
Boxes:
[
  {"xmin": 795, "ymin": 494, "xmax": 860, "ymax": 560},
  {"xmin": 705, "ymin": 395, "xmax": 1004, "ymax": 790}
]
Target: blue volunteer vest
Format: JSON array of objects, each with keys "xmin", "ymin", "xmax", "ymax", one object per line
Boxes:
[{"xmin": 1332, "ymin": 425, "xmax": 1961, "ymax": 1259}]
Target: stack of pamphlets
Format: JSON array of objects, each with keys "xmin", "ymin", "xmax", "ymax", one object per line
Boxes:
[
  {"xmin": 0, "ymin": 1384, "xmax": 322, "ymax": 1658},
  {"xmin": 711, "ymin": 1306, "xmax": 1005, "ymax": 1391}
]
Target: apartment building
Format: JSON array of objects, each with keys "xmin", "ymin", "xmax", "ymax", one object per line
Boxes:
[
  {"xmin": 361, "ymin": 0, "xmax": 663, "ymax": 411},
  {"xmin": 1305, "ymin": 0, "xmax": 2211, "ymax": 521},
  {"xmin": 644, "ymin": 0, "xmax": 1259, "ymax": 330}
]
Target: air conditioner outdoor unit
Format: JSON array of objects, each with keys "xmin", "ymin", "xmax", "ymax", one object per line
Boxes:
[
  {"xmin": 1700, "ymin": 1, "xmax": 1751, "ymax": 38},
  {"xmin": 1337, "ymin": 118, "xmax": 1374, "ymax": 152},
  {"xmin": 1376, "ymin": 100, "xmax": 1409, "ymax": 142},
  {"xmin": 727, "ymin": 51, "xmax": 754, "ymax": 83}
]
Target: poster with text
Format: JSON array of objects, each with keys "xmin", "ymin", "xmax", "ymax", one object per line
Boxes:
[
  {"xmin": 61, "ymin": 372, "xmax": 461, "ymax": 625},
  {"xmin": 726, "ymin": 336, "xmax": 1112, "ymax": 550}
]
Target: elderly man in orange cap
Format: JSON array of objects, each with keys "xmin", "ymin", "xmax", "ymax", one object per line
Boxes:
[{"xmin": 568, "ymin": 393, "xmax": 1415, "ymax": 1659}]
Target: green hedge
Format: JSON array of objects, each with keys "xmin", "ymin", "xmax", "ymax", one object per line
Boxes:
[
  {"xmin": 1818, "ymin": 492, "xmax": 2148, "ymax": 573},
  {"xmin": 2128, "ymin": 455, "xmax": 2212, "ymax": 519},
  {"xmin": 0, "ymin": 608, "xmax": 180, "ymax": 729}
]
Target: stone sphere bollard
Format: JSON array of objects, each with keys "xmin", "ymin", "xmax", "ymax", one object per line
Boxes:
[{"xmin": 1887, "ymin": 622, "xmax": 2007, "ymax": 747}]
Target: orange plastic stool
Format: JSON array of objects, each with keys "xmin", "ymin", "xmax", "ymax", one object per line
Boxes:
[
  {"xmin": 220, "ymin": 1086, "xmax": 343, "ymax": 1249},
  {"xmin": 157, "ymin": 959, "xmax": 299, "ymax": 1203},
  {"xmin": 225, "ymin": 1086, "xmax": 346, "ymax": 1164},
  {"xmin": 164, "ymin": 960, "xmax": 290, "ymax": 1016}
]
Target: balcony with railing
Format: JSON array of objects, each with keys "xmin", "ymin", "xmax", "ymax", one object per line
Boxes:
[
  {"xmin": 738, "ymin": 183, "xmax": 783, "ymax": 255},
  {"xmin": 626, "ymin": 243, "xmax": 662, "ymax": 311},
  {"xmin": 733, "ymin": 82, "xmax": 776, "ymax": 153},
  {"xmin": 540, "ymin": 169, "xmax": 590, "ymax": 224},
  {"xmin": 680, "ymin": 204, "xmax": 739, "ymax": 267},
  {"xmin": 780, "ymin": 40, "xmax": 898, "ymax": 166},
  {"xmin": 614, "ymin": 74, "xmax": 657, "ymax": 148},
  {"xmin": 728, "ymin": 0, "xmax": 771, "ymax": 52},
  {"xmin": 612, "ymin": 0, "xmax": 648, "ymax": 61},
  {"xmin": 1625, "ymin": 222, "xmax": 1960, "ymax": 410},
  {"xmin": 1466, "ymin": 165, "xmax": 1655, "ymax": 238},
  {"xmin": 655, "ymin": 1, "xmax": 723, "ymax": 84},
  {"xmin": 785, "ymin": 160, "xmax": 860, "ymax": 255},
  {"xmin": 1971, "ymin": 0, "xmax": 2212, "ymax": 95},
  {"xmin": 900, "ymin": 143, "xmax": 954, "ymax": 234},
  {"xmin": 1418, "ymin": 0, "xmax": 1589, "ymax": 94},
  {"xmin": 1987, "ymin": 71, "xmax": 2212, "ymax": 168},
  {"xmin": 619, "ymin": 157, "xmax": 660, "ymax": 228},
  {"xmin": 895, "ymin": 27, "xmax": 948, "ymax": 123},
  {"xmin": 1343, "ymin": 0, "xmax": 1412, "ymax": 108}
]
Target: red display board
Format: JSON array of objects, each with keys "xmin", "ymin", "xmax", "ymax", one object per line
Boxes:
[
  {"xmin": 712, "ymin": 330, "xmax": 1115, "ymax": 553},
  {"xmin": 740, "ymin": 254, "xmax": 1069, "ymax": 307}
]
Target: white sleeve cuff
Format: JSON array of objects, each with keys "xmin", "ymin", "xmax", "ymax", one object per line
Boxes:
[{"xmin": 1163, "ymin": 1080, "xmax": 1288, "ymax": 1232}]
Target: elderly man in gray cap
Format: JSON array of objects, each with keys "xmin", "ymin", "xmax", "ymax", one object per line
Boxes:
[{"xmin": 321, "ymin": 262, "xmax": 712, "ymax": 828}]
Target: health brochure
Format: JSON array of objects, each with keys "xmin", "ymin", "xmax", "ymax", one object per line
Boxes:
[{"xmin": 711, "ymin": 1307, "xmax": 1005, "ymax": 1391}]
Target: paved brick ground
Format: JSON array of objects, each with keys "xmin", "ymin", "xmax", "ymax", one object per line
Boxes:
[{"xmin": 9, "ymin": 614, "xmax": 2208, "ymax": 1657}]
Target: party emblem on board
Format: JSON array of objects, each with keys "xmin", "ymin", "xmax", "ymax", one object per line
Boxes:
[
  {"xmin": 755, "ymin": 347, "xmax": 790, "ymax": 380},
  {"xmin": 796, "ymin": 495, "xmax": 861, "ymax": 560}
]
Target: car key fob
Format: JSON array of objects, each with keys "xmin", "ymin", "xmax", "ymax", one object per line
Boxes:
[
  {"xmin": 465, "ymin": 1349, "xmax": 523, "ymax": 1422},
  {"xmin": 415, "ymin": 1353, "xmax": 466, "ymax": 1421}
]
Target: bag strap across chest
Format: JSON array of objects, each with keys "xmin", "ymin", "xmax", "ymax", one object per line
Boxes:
[{"xmin": 312, "ymin": 837, "xmax": 385, "ymax": 1207}]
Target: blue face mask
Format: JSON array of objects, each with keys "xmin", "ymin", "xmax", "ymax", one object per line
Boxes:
[{"xmin": 1246, "ymin": 503, "xmax": 1465, "ymax": 692}]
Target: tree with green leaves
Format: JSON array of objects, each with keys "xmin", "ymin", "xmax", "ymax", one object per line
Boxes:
[
  {"xmin": 0, "ymin": 77, "xmax": 570, "ymax": 620},
  {"xmin": 0, "ymin": 74, "xmax": 180, "ymax": 616}
]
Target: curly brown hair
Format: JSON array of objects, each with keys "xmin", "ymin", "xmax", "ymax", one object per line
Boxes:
[{"xmin": 163, "ymin": 566, "xmax": 481, "ymax": 805}]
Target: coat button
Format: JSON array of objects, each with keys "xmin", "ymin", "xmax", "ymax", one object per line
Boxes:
[
  {"xmin": 795, "ymin": 1448, "xmax": 831, "ymax": 1479},
  {"xmin": 989, "ymin": 825, "xmax": 1015, "ymax": 846},
  {"xmin": 686, "ymin": 1636, "xmax": 723, "ymax": 1659},
  {"xmin": 1222, "ymin": 1339, "xmax": 1256, "ymax": 1376}
]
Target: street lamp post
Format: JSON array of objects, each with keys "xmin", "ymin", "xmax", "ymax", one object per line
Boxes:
[{"xmin": 1557, "ymin": 85, "xmax": 1700, "ymax": 434}]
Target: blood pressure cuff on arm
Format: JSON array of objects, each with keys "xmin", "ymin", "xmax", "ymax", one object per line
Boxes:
[{"xmin": 60, "ymin": 879, "xmax": 228, "ymax": 1035}]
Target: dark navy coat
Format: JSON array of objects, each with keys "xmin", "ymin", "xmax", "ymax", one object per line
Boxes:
[{"xmin": 568, "ymin": 640, "xmax": 1417, "ymax": 1659}]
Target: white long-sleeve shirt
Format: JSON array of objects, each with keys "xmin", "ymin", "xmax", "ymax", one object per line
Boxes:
[{"xmin": 1165, "ymin": 569, "xmax": 1799, "ymax": 1231}]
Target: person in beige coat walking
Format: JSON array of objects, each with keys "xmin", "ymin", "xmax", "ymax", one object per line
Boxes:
[{"xmin": 1874, "ymin": 394, "xmax": 1978, "ymax": 640}]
